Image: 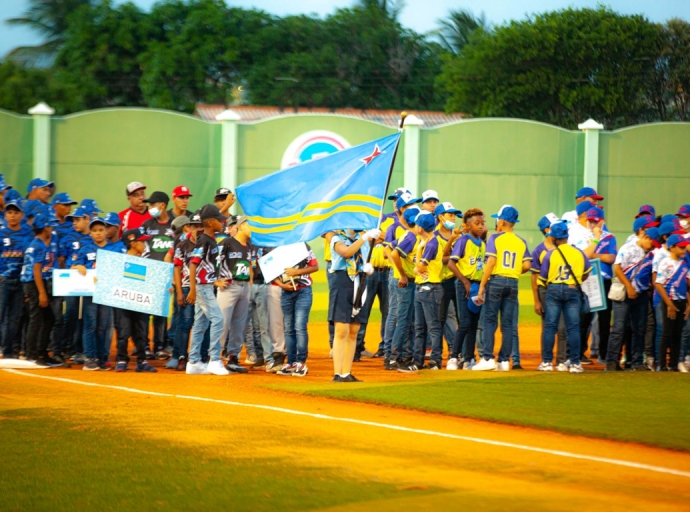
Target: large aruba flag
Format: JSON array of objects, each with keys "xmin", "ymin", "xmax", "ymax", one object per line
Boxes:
[{"xmin": 236, "ymin": 132, "xmax": 401, "ymax": 246}]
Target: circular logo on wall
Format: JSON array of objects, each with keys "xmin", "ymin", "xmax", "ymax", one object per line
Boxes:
[{"xmin": 281, "ymin": 130, "xmax": 351, "ymax": 169}]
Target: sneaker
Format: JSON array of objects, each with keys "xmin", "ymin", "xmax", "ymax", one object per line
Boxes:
[
  {"xmin": 360, "ymin": 349, "xmax": 374, "ymax": 358},
  {"xmin": 226, "ymin": 358, "xmax": 249, "ymax": 373},
  {"xmin": 385, "ymin": 359, "xmax": 399, "ymax": 371},
  {"xmin": 277, "ymin": 363, "xmax": 296, "ymax": 376},
  {"xmin": 373, "ymin": 349, "xmax": 385, "ymax": 358},
  {"xmin": 463, "ymin": 359, "xmax": 476, "ymax": 370},
  {"xmin": 537, "ymin": 362, "xmax": 553, "ymax": 372},
  {"xmin": 98, "ymin": 361, "xmax": 111, "ymax": 371},
  {"xmin": 34, "ymin": 358, "xmax": 51, "ymax": 369},
  {"xmin": 570, "ymin": 363, "xmax": 584, "ymax": 373},
  {"xmin": 512, "ymin": 364, "xmax": 523, "ymax": 370},
  {"xmin": 176, "ymin": 357, "xmax": 187, "ymax": 371},
  {"xmin": 397, "ymin": 362, "xmax": 418, "ymax": 373},
  {"xmin": 679, "ymin": 362, "xmax": 689, "ymax": 373},
  {"xmin": 145, "ymin": 349, "xmax": 155, "ymax": 360},
  {"xmin": 495, "ymin": 361, "xmax": 510, "ymax": 372},
  {"xmin": 155, "ymin": 350, "xmax": 169, "ymax": 360},
  {"xmin": 580, "ymin": 356, "xmax": 593, "ymax": 365},
  {"xmin": 83, "ymin": 359, "xmax": 99, "ymax": 371},
  {"xmin": 44, "ymin": 356, "xmax": 65, "ymax": 368},
  {"xmin": 186, "ymin": 361, "xmax": 211, "ymax": 375},
  {"xmin": 115, "ymin": 362, "xmax": 128, "ymax": 372},
  {"xmin": 446, "ymin": 358, "xmax": 458, "ymax": 371},
  {"xmin": 427, "ymin": 360, "xmax": 440, "ymax": 370},
  {"xmin": 244, "ymin": 354, "xmax": 257, "ymax": 365},
  {"xmin": 557, "ymin": 359, "xmax": 571, "ymax": 372},
  {"xmin": 267, "ymin": 353, "xmax": 285, "ymax": 373},
  {"xmin": 136, "ymin": 362, "xmax": 158, "ymax": 373},
  {"xmin": 207, "ymin": 359, "xmax": 230, "ymax": 376},
  {"xmin": 72, "ymin": 353, "xmax": 85, "ymax": 365},
  {"xmin": 165, "ymin": 358, "xmax": 178, "ymax": 369},
  {"xmin": 472, "ymin": 358, "xmax": 497, "ymax": 371},
  {"xmin": 341, "ymin": 373, "xmax": 362, "ymax": 382},
  {"xmin": 606, "ymin": 362, "xmax": 623, "ymax": 372},
  {"xmin": 332, "ymin": 374, "xmax": 343, "ymax": 382},
  {"xmin": 252, "ymin": 358, "xmax": 265, "ymax": 368},
  {"xmin": 292, "ymin": 362, "xmax": 308, "ymax": 377}
]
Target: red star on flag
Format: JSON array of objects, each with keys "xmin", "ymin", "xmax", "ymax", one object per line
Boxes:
[{"xmin": 360, "ymin": 145, "xmax": 382, "ymax": 165}]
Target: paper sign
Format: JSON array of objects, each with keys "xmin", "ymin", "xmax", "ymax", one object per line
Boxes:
[
  {"xmin": 93, "ymin": 250, "xmax": 174, "ymax": 317},
  {"xmin": 258, "ymin": 243, "xmax": 309, "ymax": 283},
  {"xmin": 581, "ymin": 258, "xmax": 607, "ymax": 312},
  {"xmin": 52, "ymin": 269, "xmax": 97, "ymax": 296}
]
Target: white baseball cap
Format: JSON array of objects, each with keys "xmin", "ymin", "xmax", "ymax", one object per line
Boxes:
[
  {"xmin": 126, "ymin": 181, "xmax": 146, "ymax": 195},
  {"xmin": 421, "ymin": 190, "xmax": 439, "ymax": 203}
]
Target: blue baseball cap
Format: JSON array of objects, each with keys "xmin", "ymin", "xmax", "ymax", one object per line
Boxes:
[
  {"xmin": 403, "ymin": 206, "xmax": 421, "ymax": 226},
  {"xmin": 677, "ymin": 204, "xmax": 690, "ymax": 218},
  {"xmin": 661, "ymin": 214, "xmax": 678, "ymax": 225},
  {"xmin": 27, "ymin": 178, "xmax": 55, "ymax": 193},
  {"xmin": 0, "ymin": 174, "xmax": 11, "ymax": 192},
  {"xmin": 387, "ymin": 187, "xmax": 410, "ymax": 200},
  {"xmin": 415, "ymin": 211, "xmax": 436, "ymax": 232},
  {"xmin": 667, "ymin": 234, "xmax": 690, "ymax": 248},
  {"xmin": 468, "ymin": 282, "xmax": 481, "ymax": 314},
  {"xmin": 52, "ymin": 192, "xmax": 78, "ymax": 206},
  {"xmin": 89, "ymin": 217, "xmax": 106, "ymax": 228},
  {"xmin": 434, "ymin": 202, "xmax": 461, "ymax": 217},
  {"xmin": 636, "ymin": 204, "xmax": 655, "ymax": 218},
  {"xmin": 491, "ymin": 205, "xmax": 520, "ymax": 223},
  {"xmin": 24, "ymin": 199, "xmax": 47, "ymax": 217},
  {"xmin": 575, "ymin": 187, "xmax": 603, "ymax": 200},
  {"xmin": 5, "ymin": 200, "xmax": 23, "ymax": 213},
  {"xmin": 537, "ymin": 213, "xmax": 560, "ymax": 233},
  {"xmin": 659, "ymin": 221, "xmax": 685, "ymax": 237},
  {"xmin": 645, "ymin": 227, "xmax": 662, "ymax": 248},
  {"xmin": 576, "ymin": 200, "xmax": 595, "ymax": 217},
  {"xmin": 80, "ymin": 198, "xmax": 102, "ymax": 214},
  {"xmin": 586, "ymin": 207, "xmax": 605, "ymax": 223},
  {"xmin": 103, "ymin": 212, "xmax": 121, "ymax": 226},
  {"xmin": 633, "ymin": 215, "xmax": 659, "ymax": 233},
  {"xmin": 549, "ymin": 222, "xmax": 569, "ymax": 239},
  {"xmin": 5, "ymin": 189, "xmax": 22, "ymax": 203},
  {"xmin": 396, "ymin": 192, "xmax": 421, "ymax": 210},
  {"xmin": 66, "ymin": 206, "xmax": 90, "ymax": 219},
  {"xmin": 33, "ymin": 212, "xmax": 58, "ymax": 229}
]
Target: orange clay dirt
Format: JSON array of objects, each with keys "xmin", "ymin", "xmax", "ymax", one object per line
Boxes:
[{"xmin": 1, "ymin": 322, "xmax": 689, "ymax": 510}]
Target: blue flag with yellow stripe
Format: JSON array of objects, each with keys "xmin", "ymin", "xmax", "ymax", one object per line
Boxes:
[{"xmin": 236, "ymin": 132, "xmax": 401, "ymax": 246}]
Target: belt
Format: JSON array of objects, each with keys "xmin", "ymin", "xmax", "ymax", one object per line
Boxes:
[
  {"xmin": 373, "ymin": 267, "xmax": 389, "ymax": 272},
  {"xmin": 548, "ymin": 283, "xmax": 577, "ymax": 289}
]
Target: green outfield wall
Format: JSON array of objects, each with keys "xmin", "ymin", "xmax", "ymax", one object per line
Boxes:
[{"xmin": 0, "ymin": 109, "xmax": 34, "ymax": 194}]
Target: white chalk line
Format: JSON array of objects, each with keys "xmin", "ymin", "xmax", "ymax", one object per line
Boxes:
[{"xmin": 4, "ymin": 368, "xmax": 690, "ymax": 479}]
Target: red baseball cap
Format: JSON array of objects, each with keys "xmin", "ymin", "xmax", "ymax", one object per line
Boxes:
[{"xmin": 172, "ymin": 185, "xmax": 193, "ymax": 198}]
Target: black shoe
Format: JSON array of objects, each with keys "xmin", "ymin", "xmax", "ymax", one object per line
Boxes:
[
  {"xmin": 606, "ymin": 362, "xmax": 623, "ymax": 372},
  {"xmin": 353, "ymin": 353, "xmax": 361, "ymax": 362},
  {"xmin": 332, "ymin": 374, "xmax": 343, "ymax": 382},
  {"xmin": 373, "ymin": 349, "xmax": 385, "ymax": 358},
  {"xmin": 341, "ymin": 374, "xmax": 362, "ymax": 382},
  {"xmin": 51, "ymin": 355, "xmax": 72, "ymax": 368},
  {"xmin": 145, "ymin": 349, "xmax": 155, "ymax": 360},
  {"xmin": 512, "ymin": 364, "xmax": 523, "ymax": 370},
  {"xmin": 580, "ymin": 356, "xmax": 593, "ymax": 365},
  {"xmin": 398, "ymin": 362, "xmax": 418, "ymax": 373},
  {"xmin": 427, "ymin": 360, "xmax": 440, "ymax": 370},
  {"xmin": 226, "ymin": 362, "xmax": 249, "ymax": 373},
  {"xmin": 385, "ymin": 359, "xmax": 399, "ymax": 371},
  {"xmin": 271, "ymin": 352, "xmax": 285, "ymax": 367},
  {"xmin": 44, "ymin": 356, "xmax": 66, "ymax": 368},
  {"xmin": 34, "ymin": 358, "xmax": 51, "ymax": 368},
  {"xmin": 176, "ymin": 357, "xmax": 187, "ymax": 371},
  {"xmin": 252, "ymin": 358, "xmax": 265, "ymax": 368}
]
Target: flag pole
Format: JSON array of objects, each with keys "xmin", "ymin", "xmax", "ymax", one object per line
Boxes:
[{"xmin": 352, "ymin": 112, "xmax": 408, "ymax": 316}]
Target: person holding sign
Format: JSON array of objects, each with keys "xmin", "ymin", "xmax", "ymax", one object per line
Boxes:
[
  {"xmin": 329, "ymin": 228, "xmax": 378, "ymax": 382},
  {"xmin": 537, "ymin": 222, "xmax": 591, "ymax": 373}
]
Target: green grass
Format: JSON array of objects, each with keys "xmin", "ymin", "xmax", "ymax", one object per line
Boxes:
[
  {"xmin": 0, "ymin": 407, "xmax": 429, "ymax": 511},
  {"xmin": 284, "ymin": 373, "xmax": 690, "ymax": 452}
]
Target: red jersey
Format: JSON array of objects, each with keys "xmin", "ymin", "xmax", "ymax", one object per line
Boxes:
[{"xmin": 118, "ymin": 208, "xmax": 152, "ymax": 234}]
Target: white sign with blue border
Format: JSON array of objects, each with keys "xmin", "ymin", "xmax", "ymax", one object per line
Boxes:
[{"xmin": 582, "ymin": 258, "xmax": 607, "ymax": 313}]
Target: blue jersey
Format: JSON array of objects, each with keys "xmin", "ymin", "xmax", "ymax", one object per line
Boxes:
[
  {"xmin": 593, "ymin": 232, "xmax": 617, "ymax": 280},
  {"xmin": 59, "ymin": 230, "xmax": 91, "ymax": 264},
  {"xmin": 20, "ymin": 235, "xmax": 58, "ymax": 283},
  {"xmin": 54, "ymin": 219, "xmax": 74, "ymax": 242},
  {"xmin": 0, "ymin": 225, "xmax": 33, "ymax": 278},
  {"xmin": 107, "ymin": 240, "xmax": 127, "ymax": 254},
  {"xmin": 72, "ymin": 240, "xmax": 122, "ymax": 269}
]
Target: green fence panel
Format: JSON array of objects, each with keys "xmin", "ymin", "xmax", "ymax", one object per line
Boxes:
[
  {"xmin": 51, "ymin": 109, "xmax": 221, "ymax": 214},
  {"xmin": 420, "ymin": 119, "xmax": 584, "ymax": 248},
  {"xmin": 0, "ymin": 110, "xmax": 33, "ymax": 193}
]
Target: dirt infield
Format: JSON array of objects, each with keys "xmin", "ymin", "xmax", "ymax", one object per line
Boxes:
[{"xmin": 1, "ymin": 322, "xmax": 690, "ymax": 509}]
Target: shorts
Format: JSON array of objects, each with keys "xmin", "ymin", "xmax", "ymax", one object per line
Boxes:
[{"xmin": 328, "ymin": 270, "xmax": 368, "ymax": 324}]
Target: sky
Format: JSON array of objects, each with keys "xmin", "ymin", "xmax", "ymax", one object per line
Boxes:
[{"xmin": 2, "ymin": 0, "xmax": 690, "ymax": 59}]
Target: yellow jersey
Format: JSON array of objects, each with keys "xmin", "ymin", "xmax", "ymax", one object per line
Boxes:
[{"xmin": 485, "ymin": 231, "xmax": 530, "ymax": 279}]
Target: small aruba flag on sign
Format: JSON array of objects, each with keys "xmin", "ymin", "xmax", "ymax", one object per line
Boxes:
[{"xmin": 123, "ymin": 261, "xmax": 147, "ymax": 282}]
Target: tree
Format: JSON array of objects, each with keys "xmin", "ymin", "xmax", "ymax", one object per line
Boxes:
[
  {"xmin": 437, "ymin": 7, "xmax": 663, "ymax": 128},
  {"xmin": 5, "ymin": 0, "xmax": 93, "ymax": 64},
  {"xmin": 354, "ymin": 0, "xmax": 406, "ymax": 21},
  {"xmin": 436, "ymin": 8, "xmax": 489, "ymax": 54},
  {"xmin": 0, "ymin": 61, "xmax": 51, "ymax": 112}
]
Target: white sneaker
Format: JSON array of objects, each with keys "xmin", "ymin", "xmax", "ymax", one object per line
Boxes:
[
  {"xmin": 244, "ymin": 354, "xmax": 256, "ymax": 365},
  {"xmin": 446, "ymin": 358, "xmax": 458, "ymax": 371},
  {"xmin": 186, "ymin": 361, "xmax": 211, "ymax": 375},
  {"xmin": 570, "ymin": 363, "xmax": 584, "ymax": 373},
  {"xmin": 678, "ymin": 362, "xmax": 689, "ymax": 373},
  {"xmin": 537, "ymin": 362, "xmax": 553, "ymax": 371},
  {"xmin": 207, "ymin": 359, "xmax": 230, "ymax": 376},
  {"xmin": 495, "ymin": 361, "xmax": 510, "ymax": 372},
  {"xmin": 472, "ymin": 358, "xmax": 496, "ymax": 371},
  {"xmin": 557, "ymin": 359, "xmax": 571, "ymax": 372}
]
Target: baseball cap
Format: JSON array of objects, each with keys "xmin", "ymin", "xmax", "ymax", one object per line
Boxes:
[
  {"xmin": 103, "ymin": 212, "xmax": 121, "ymax": 226},
  {"xmin": 645, "ymin": 227, "xmax": 662, "ymax": 248},
  {"xmin": 126, "ymin": 181, "xmax": 146, "ymax": 195},
  {"xmin": 421, "ymin": 190, "xmax": 439, "ymax": 203},
  {"xmin": 0, "ymin": 174, "xmax": 11, "ymax": 192},
  {"xmin": 189, "ymin": 212, "xmax": 202, "ymax": 225},
  {"xmin": 549, "ymin": 222, "xmax": 569, "ymax": 239},
  {"xmin": 27, "ymin": 178, "xmax": 55, "ymax": 193},
  {"xmin": 661, "ymin": 214, "xmax": 678, "ymax": 225},
  {"xmin": 144, "ymin": 191, "xmax": 170, "ymax": 204},
  {"xmin": 33, "ymin": 212, "xmax": 58, "ymax": 229},
  {"xmin": 403, "ymin": 206, "xmax": 421, "ymax": 226},
  {"xmin": 66, "ymin": 206, "xmax": 90, "ymax": 219},
  {"xmin": 576, "ymin": 200, "xmax": 595, "ymax": 217},
  {"xmin": 80, "ymin": 198, "xmax": 102, "ymax": 214},
  {"xmin": 677, "ymin": 204, "xmax": 690, "ymax": 218},
  {"xmin": 387, "ymin": 187, "xmax": 410, "ymax": 200},
  {"xmin": 236, "ymin": 215, "xmax": 248, "ymax": 226},
  {"xmin": 491, "ymin": 205, "xmax": 520, "ymax": 223},
  {"xmin": 659, "ymin": 221, "xmax": 684, "ymax": 237},
  {"xmin": 199, "ymin": 203, "xmax": 226, "ymax": 221},
  {"xmin": 214, "ymin": 187, "xmax": 232, "ymax": 198},
  {"xmin": 537, "ymin": 213, "xmax": 560, "ymax": 232},
  {"xmin": 434, "ymin": 202, "xmax": 461, "ymax": 216},
  {"xmin": 575, "ymin": 187, "xmax": 603, "ymax": 200},
  {"xmin": 171, "ymin": 215, "xmax": 190, "ymax": 232},
  {"xmin": 122, "ymin": 228, "xmax": 152, "ymax": 245},
  {"xmin": 415, "ymin": 211, "xmax": 436, "ymax": 231},
  {"xmin": 52, "ymin": 192, "xmax": 78, "ymax": 206},
  {"xmin": 468, "ymin": 282, "xmax": 481, "ymax": 314},
  {"xmin": 586, "ymin": 207, "xmax": 605, "ymax": 223},
  {"xmin": 5, "ymin": 200, "xmax": 23, "ymax": 213},
  {"xmin": 395, "ymin": 192, "xmax": 421, "ymax": 210},
  {"xmin": 667, "ymin": 234, "xmax": 690, "ymax": 248},
  {"xmin": 89, "ymin": 217, "xmax": 106, "ymax": 228},
  {"xmin": 633, "ymin": 215, "xmax": 659, "ymax": 233},
  {"xmin": 172, "ymin": 185, "xmax": 193, "ymax": 198},
  {"xmin": 636, "ymin": 204, "xmax": 655, "ymax": 218},
  {"xmin": 5, "ymin": 189, "xmax": 22, "ymax": 203}
]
